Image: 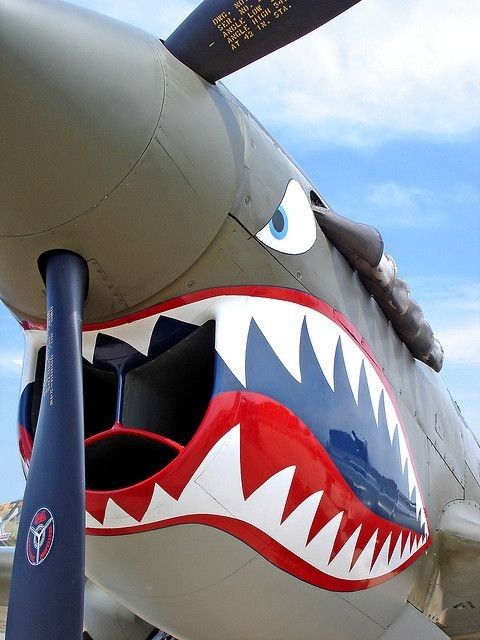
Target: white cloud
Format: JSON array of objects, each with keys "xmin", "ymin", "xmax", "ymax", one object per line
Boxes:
[
  {"xmin": 225, "ymin": 0, "xmax": 480, "ymax": 145},
  {"xmin": 368, "ymin": 183, "xmax": 424, "ymax": 209},
  {"xmin": 407, "ymin": 278, "xmax": 480, "ymax": 366},
  {"xmin": 72, "ymin": 0, "xmax": 480, "ymax": 145},
  {"xmin": 340, "ymin": 179, "xmax": 480, "ymax": 229},
  {"xmin": 438, "ymin": 323, "xmax": 480, "ymax": 366},
  {"xmin": 404, "ymin": 277, "xmax": 480, "ymax": 430},
  {"xmin": 75, "ymin": 0, "xmax": 197, "ymax": 37},
  {"xmin": 412, "ymin": 279, "xmax": 480, "ymax": 315},
  {"xmin": 452, "ymin": 184, "xmax": 480, "ymax": 206},
  {"xmin": 0, "ymin": 351, "xmax": 23, "ymax": 376},
  {"xmin": 365, "ymin": 182, "xmax": 446, "ymax": 228}
]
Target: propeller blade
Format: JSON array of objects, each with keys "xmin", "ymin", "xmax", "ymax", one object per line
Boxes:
[
  {"xmin": 165, "ymin": 0, "xmax": 361, "ymax": 83},
  {"xmin": 6, "ymin": 251, "xmax": 88, "ymax": 639}
]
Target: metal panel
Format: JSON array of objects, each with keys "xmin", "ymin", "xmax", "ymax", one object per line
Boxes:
[
  {"xmin": 0, "ymin": 39, "xmax": 241, "ymax": 322},
  {"xmin": 465, "ymin": 467, "xmax": 480, "ymax": 503},
  {"xmin": 380, "ymin": 603, "xmax": 449, "ymax": 639},
  {"xmin": 87, "ymin": 525, "xmax": 386, "ymax": 640},
  {"xmin": 426, "ymin": 440, "xmax": 464, "ymax": 533},
  {"xmin": 465, "ymin": 428, "xmax": 480, "ymax": 490}
]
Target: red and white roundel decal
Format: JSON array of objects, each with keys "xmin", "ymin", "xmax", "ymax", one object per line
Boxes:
[{"xmin": 26, "ymin": 507, "xmax": 55, "ymax": 566}]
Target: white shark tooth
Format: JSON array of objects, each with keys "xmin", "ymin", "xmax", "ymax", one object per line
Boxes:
[
  {"xmin": 401, "ymin": 533, "xmax": 413, "ymax": 561},
  {"xmin": 85, "ymin": 510, "xmax": 103, "ymax": 529},
  {"xmin": 419, "ymin": 507, "xmax": 427, "ymax": 532},
  {"xmin": 162, "ymin": 297, "xmax": 218, "ymax": 326},
  {"xmin": 82, "ymin": 330, "xmax": 99, "ymax": 363},
  {"xmin": 305, "ymin": 311, "xmax": 337, "ymax": 391},
  {"xmin": 406, "ymin": 459, "xmax": 417, "ymax": 499},
  {"xmin": 304, "ymin": 511, "xmax": 344, "ymax": 570},
  {"xmin": 410, "ymin": 536, "xmax": 420, "ymax": 556},
  {"xmin": 348, "ymin": 529, "xmax": 378, "ymax": 580},
  {"xmin": 194, "ymin": 425, "xmax": 245, "ymax": 516},
  {"xmin": 97, "ymin": 313, "xmax": 161, "ymax": 356},
  {"xmin": 340, "ymin": 334, "xmax": 364, "ymax": 404},
  {"xmin": 103, "ymin": 499, "xmax": 138, "ymax": 528},
  {"xmin": 23, "ymin": 328, "xmax": 46, "ymax": 345},
  {"xmin": 327, "ymin": 525, "xmax": 362, "ymax": 579},
  {"xmin": 408, "ymin": 533, "xmax": 419, "ymax": 559},
  {"xmin": 384, "ymin": 394, "xmax": 398, "ymax": 444},
  {"xmin": 397, "ymin": 428, "xmax": 410, "ymax": 476},
  {"xmin": 189, "ymin": 430, "xmax": 234, "ymax": 485},
  {"xmin": 142, "ymin": 430, "xmax": 242, "ymax": 526},
  {"xmin": 241, "ymin": 466, "xmax": 296, "ymax": 537},
  {"xmin": 387, "ymin": 533, "xmax": 403, "ymax": 570},
  {"xmin": 21, "ymin": 329, "xmax": 46, "ymax": 392},
  {"xmin": 279, "ymin": 491, "xmax": 324, "ymax": 550},
  {"xmin": 178, "ymin": 478, "xmax": 232, "ymax": 518},
  {"xmin": 369, "ymin": 533, "xmax": 392, "ymax": 577},
  {"xmin": 250, "ymin": 298, "xmax": 304, "ymax": 382},
  {"xmin": 141, "ymin": 483, "xmax": 178, "ymax": 524},
  {"xmin": 415, "ymin": 495, "xmax": 422, "ymax": 519},
  {"xmin": 215, "ymin": 300, "xmax": 251, "ymax": 386},
  {"xmin": 363, "ymin": 359, "xmax": 383, "ymax": 424},
  {"xmin": 21, "ymin": 458, "xmax": 30, "ymax": 478}
]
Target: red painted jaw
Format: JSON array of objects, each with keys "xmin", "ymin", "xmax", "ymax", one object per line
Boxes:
[
  {"xmin": 18, "ymin": 286, "xmax": 431, "ymax": 592},
  {"xmin": 83, "ymin": 390, "xmax": 428, "ymax": 591}
]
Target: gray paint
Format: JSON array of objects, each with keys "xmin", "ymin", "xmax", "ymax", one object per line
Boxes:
[
  {"xmin": 86, "ymin": 525, "xmax": 385, "ymax": 640},
  {"xmin": 422, "ymin": 502, "xmax": 480, "ymax": 638},
  {"xmin": 1, "ymin": 1, "xmax": 479, "ymax": 637},
  {"xmin": 381, "ymin": 603, "xmax": 449, "ymax": 639},
  {"xmin": 0, "ymin": 0, "xmax": 164, "ymax": 238},
  {"xmin": 84, "ymin": 579, "xmax": 155, "ymax": 640},
  {"xmin": 0, "ymin": 4, "xmax": 241, "ymax": 320}
]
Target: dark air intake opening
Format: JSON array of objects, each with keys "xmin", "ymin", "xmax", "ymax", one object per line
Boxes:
[
  {"xmin": 30, "ymin": 347, "xmax": 117, "ymax": 439},
  {"xmin": 83, "ymin": 362, "xmax": 117, "ymax": 438},
  {"xmin": 85, "ymin": 433, "xmax": 178, "ymax": 491},
  {"xmin": 122, "ymin": 320, "xmax": 215, "ymax": 445}
]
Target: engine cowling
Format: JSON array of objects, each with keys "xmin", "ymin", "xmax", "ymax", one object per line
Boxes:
[{"xmin": 84, "ymin": 579, "xmax": 157, "ymax": 640}]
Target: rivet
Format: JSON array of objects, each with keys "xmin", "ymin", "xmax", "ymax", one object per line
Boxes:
[{"xmin": 244, "ymin": 196, "xmax": 251, "ymax": 206}]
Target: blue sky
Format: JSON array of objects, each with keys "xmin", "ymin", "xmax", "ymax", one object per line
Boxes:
[{"xmin": 0, "ymin": 0, "xmax": 479, "ymax": 502}]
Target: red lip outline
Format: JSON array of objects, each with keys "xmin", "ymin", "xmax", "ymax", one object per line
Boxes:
[
  {"xmin": 85, "ymin": 390, "xmax": 430, "ymax": 591},
  {"xmin": 19, "ymin": 286, "xmax": 431, "ymax": 591}
]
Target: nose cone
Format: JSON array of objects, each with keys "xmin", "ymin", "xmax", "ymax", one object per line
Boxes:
[
  {"xmin": 0, "ymin": 0, "xmax": 164, "ymax": 236},
  {"xmin": 0, "ymin": 0, "xmax": 240, "ymax": 322}
]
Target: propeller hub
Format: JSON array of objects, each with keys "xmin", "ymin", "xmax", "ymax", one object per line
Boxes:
[
  {"xmin": 0, "ymin": 0, "xmax": 164, "ymax": 237},
  {"xmin": 0, "ymin": 0, "xmax": 239, "ymax": 323}
]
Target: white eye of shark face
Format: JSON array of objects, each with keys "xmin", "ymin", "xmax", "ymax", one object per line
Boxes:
[{"xmin": 256, "ymin": 180, "xmax": 317, "ymax": 254}]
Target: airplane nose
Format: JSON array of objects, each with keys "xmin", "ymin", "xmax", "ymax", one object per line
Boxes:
[
  {"xmin": 0, "ymin": 0, "xmax": 164, "ymax": 236},
  {"xmin": 0, "ymin": 0, "xmax": 239, "ymax": 322}
]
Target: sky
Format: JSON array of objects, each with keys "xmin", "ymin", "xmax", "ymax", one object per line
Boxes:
[{"xmin": 0, "ymin": 0, "xmax": 479, "ymax": 502}]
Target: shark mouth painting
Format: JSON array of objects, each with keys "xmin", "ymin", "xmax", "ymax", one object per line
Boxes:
[{"xmin": 18, "ymin": 286, "xmax": 430, "ymax": 591}]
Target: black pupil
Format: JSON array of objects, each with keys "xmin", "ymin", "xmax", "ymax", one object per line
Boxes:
[{"xmin": 272, "ymin": 209, "xmax": 285, "ymax": 233}]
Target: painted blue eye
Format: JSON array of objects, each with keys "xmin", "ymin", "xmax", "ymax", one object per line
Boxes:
[
  {"xmin": 256, "ymin": 180, "xmax": 317, "ymax": 254},
  {"xmin": 269, "ymin": 205, "xmax": 288, "ymax": 239}
]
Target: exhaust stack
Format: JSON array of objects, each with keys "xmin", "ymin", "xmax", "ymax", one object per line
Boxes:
[{"xmin": 313, "ymin": 206, "xmax": 444, "ymax": 372}]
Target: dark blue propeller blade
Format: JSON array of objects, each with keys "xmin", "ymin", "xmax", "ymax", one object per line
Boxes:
[
  {"xmin": 165, "ymin": 0, "xmax": 361, "ymax": 83},
  {"xmin": 6, "ymin": 251, "xmax": 87, "ymax": 639}
]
